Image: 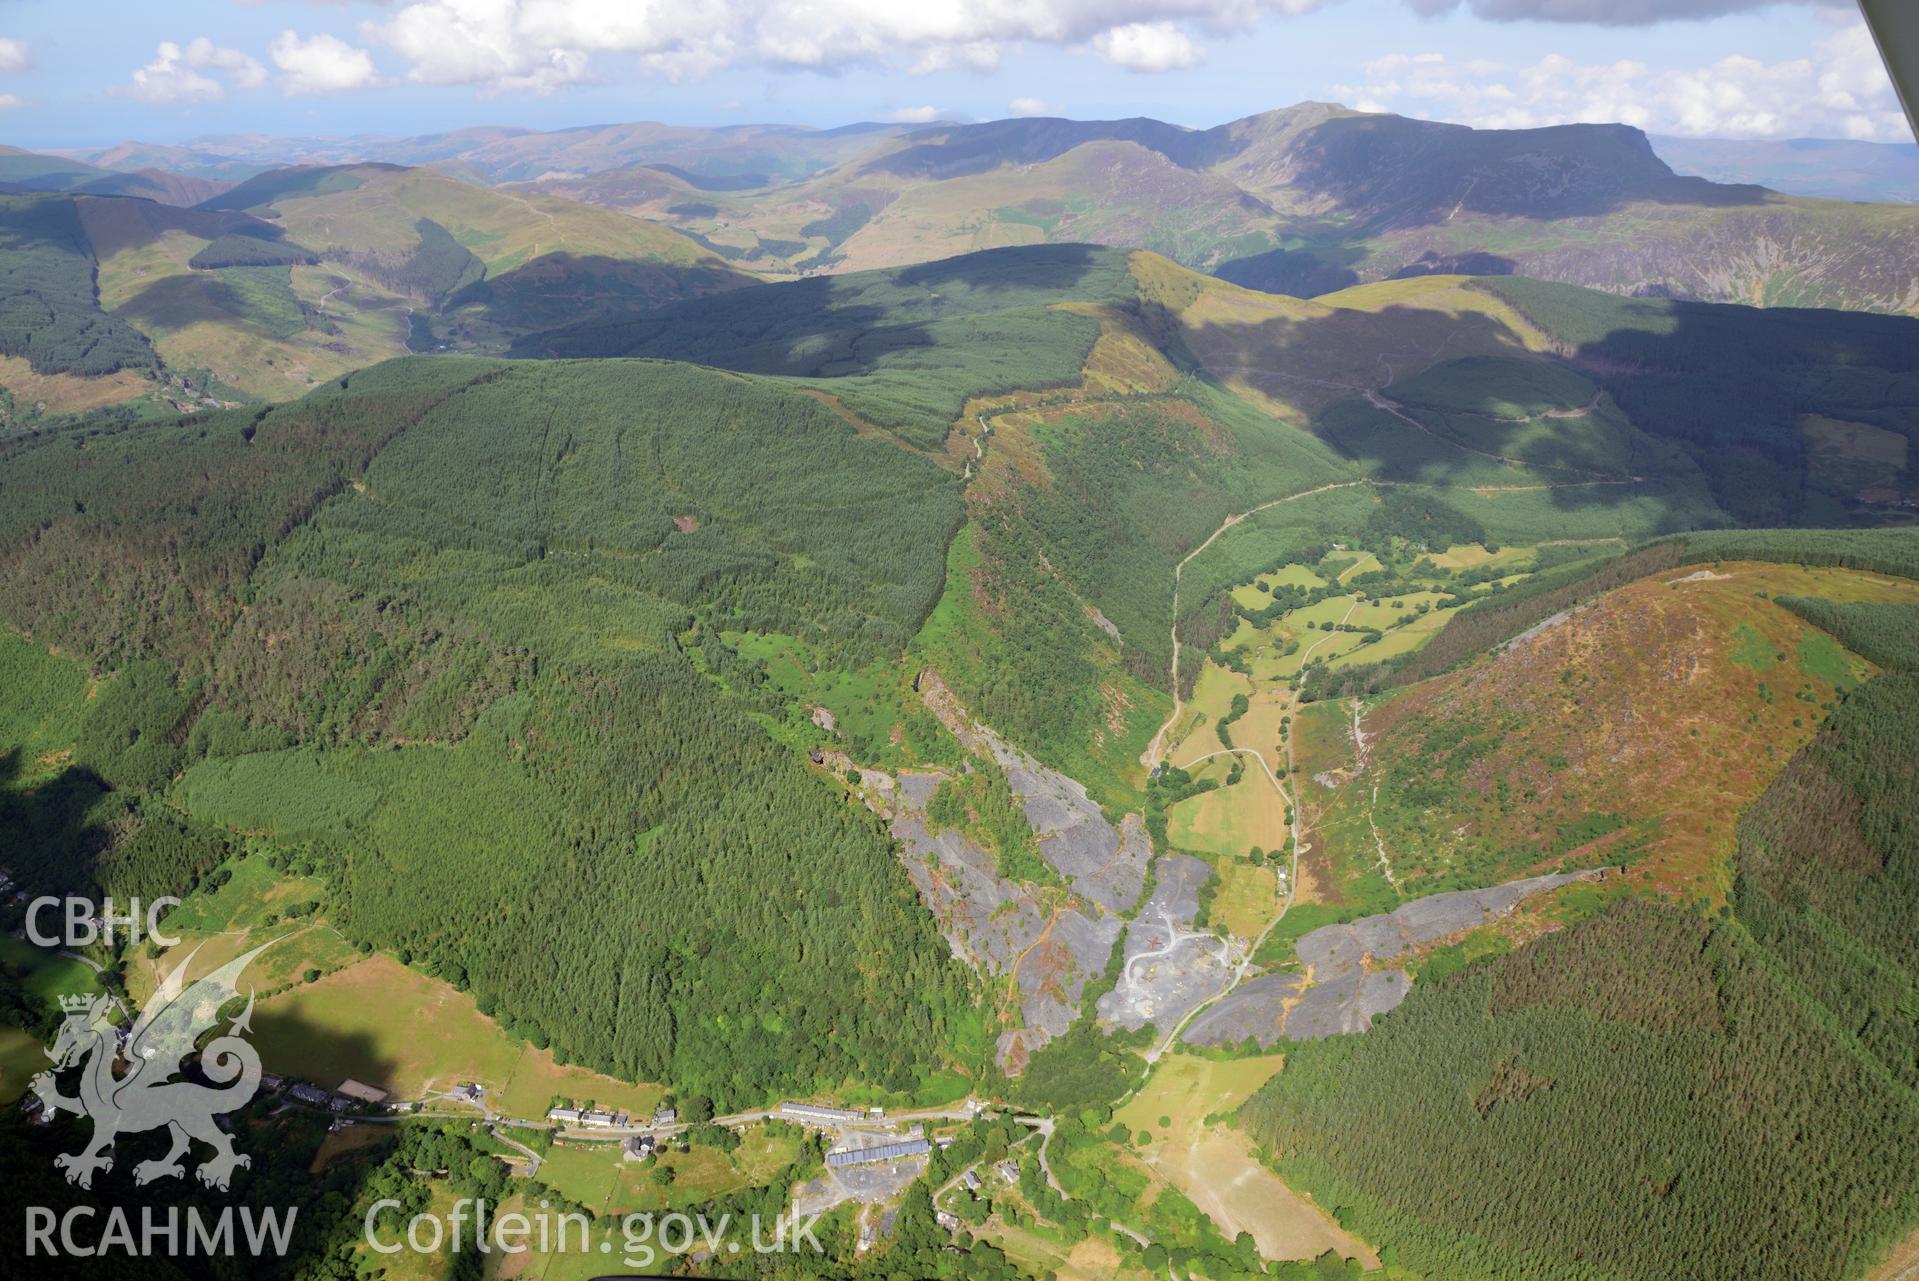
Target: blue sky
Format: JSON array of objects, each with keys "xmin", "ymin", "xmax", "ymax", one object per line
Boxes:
[{"xmin": 0, "ymin": 0, "xmax": 1907, "ymax": 149}]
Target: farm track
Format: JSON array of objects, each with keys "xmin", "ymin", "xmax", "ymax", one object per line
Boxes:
[
  {"xmin": 1142, "ymin": 481, "xmax": 1368, "ymax": 771},
  {"xmin": 1144, "ymin": 743, "xmax": 1304, "ymax": 1066}
]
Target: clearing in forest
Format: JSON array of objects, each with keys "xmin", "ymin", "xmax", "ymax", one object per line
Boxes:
[
  {"xmin": 1117, "ymin": 1054, "xmax": 1375, "ymax": 1267},
  {"xmin": 250, "ymin": 953, "xmax": 663, "ymax": 1119}
]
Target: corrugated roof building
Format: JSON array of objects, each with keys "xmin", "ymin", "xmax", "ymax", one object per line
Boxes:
[
  {"xmin": 780, "ymin": 1101, "xmax": 864, "ymax": 1124},
  {"xmin": 825, "ymin": 1138, "xmax": 931, "ymax": 1168}
]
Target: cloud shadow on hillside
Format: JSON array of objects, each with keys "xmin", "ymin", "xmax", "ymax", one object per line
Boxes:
[
  {"xmin": 1280, "ymin": 115, "xmax": 1771, "ymax": 228},
  {"xmin": 0, "ymin": 1006, "xmax": 417, "ymax": 1278},
  {"xmin": 510, "ymin": 241, "xmax": 1115, "ymax": 379},
  {"xmin": 0, "ymin": 750, "xmax": 115, "ymax": 897},
  {"xmin": 1193, "ymin": 287, "xmax": 1919, "ymax": 536}
]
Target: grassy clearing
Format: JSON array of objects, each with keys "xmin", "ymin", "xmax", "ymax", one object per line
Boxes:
[
  {"xmin": 1212, "ymin": 860, "xmax": 1283, "ymax": 939},
  {"xmin": 1231, "ymin": 582, "xmax": 1273, "ymax": 610},
  {"xmin": 1327, "ymin": 604, "xmax": 1460, "ymax": 670},
  {"xmin": 251, "ymin": 953, "xmax": 521, "ymax": 1095},
  {"xmin": 1428, "ymin": 481, "xmax": 1725, "ymax": 546},
  {"xmin": 1266, "ymin": 564, "xmax": 1330, "ymax": 590},
  {"xmin": 130, "ymin": 924, "xmax": 363, "ymax": 1007},
  {"xmin": 0, "ymin": 355, "xmax": 155, "ymax": 417},
  {"xmin": 486, "ymin": 1126, "xmax": 802, "ymax": 1280},
  {"xmin": 1168, "ymin": 773, "xmax": 1289, "ymax": 865},
  {"xmin": 1801, "ymin": 414, "xmax": 1908, "ymax": 469},
  {"xmin": 982, "ymin": 1217, "xmax": 1145, "ymax": 1281},
  {"xmin": 1119, "ymin": 1052, "xmax": 1287, "ymax": 1127},
  {"xmin": 247, "ymin": 953, "xmax": 663, "ymax": 1117},
  {"xmin": 155, "ymin": 854, "xmax": 324, "ymax": 935},
  {"xmin": 1324, "ymin": 550, "xmax": 1383, "ymax": 584},
  {"xmin": 722, "ymin": 630, "xmax": 955, "ymax": 769},
  {"xmin": 0, "ymin": 934, "xmax": 104, "ymax": 1005},
  {"xmin": 1117, "ymin": 1053, "xmax": 1375, "ymax": 1266},
  {"xmin": 123, "ymin": 855, "xmax": 355, "ymax": 1004},
  {"xmin": 1430, "ymin": 543, "xmax": 1531, "ymax": 572},
  {"xmin": 1233, "ymin": 693, "xmax": 1290, "ymax": 778},
  {"xmin": 1167, "ymin": 660, "xmax": 1251, "ymax": 764},
  {"xmin": 530, "ymin": 1143, "xmax": 623, "ymax": 1209}
]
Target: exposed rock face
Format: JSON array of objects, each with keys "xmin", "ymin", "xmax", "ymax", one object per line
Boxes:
[
  {"xmin": 917, "ymin": 669, "xmax": 1150, "ymax": 912},
  {"xmin": 1096, "ymin": 853, "xmax": 1235, "ymax": 1033},
  {"xmin": 1185, "ymin": 870, "xmax": 1596, "ymax": 1047},
  {"xmin": 893, "ymin": 672, "xmax": 1152, "ymax": 1071}
]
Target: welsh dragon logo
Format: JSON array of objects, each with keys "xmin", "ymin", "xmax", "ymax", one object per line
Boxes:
[{"xmin": 32, "ymin": 941, "xmax": 271, "ymax": 1191}]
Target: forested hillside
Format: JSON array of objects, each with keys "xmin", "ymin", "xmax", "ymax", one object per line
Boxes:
[
  {"xmin": 518, "ymin": 242, "xmax": 1133, "ymax": 448},
  {"xmin": 521, "ymin": 250, "xmax": 1919, "ymax": 811},
  {"xmin": 0, "ymin": 193, "xmax": 158, "ymax": 377},
  {"xmin": 5, "ymin": 241, "xmax": 1919, "ymax": 1261},
  {"xmin": 1241, "ymin": 533, "xmax": 1919, "ymax": 1281},
  {"xmin": 1475, "ymin": 277, "xmax": 1919, "ymax": 522},
  {"xmin": 0, "ymin": 356, "xmax": 972, "ymax": 1105}
]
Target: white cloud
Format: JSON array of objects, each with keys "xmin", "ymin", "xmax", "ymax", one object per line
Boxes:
[
  {"xmin": 1408, "ymin": 0, "xmax": 1838, "ymax": 23},
  {"xmin": 1336, "ymin": 20, "xmax": 1908, "ymax": 141},
  {"xmin": 1092, "ymin": 21, "xmax": 1204, "ymax": 72},
  {"xmin": 119, "ymin": 40, "xmax": 260, "ymax": 105},
  {"xmin": 271, "ymin": 30, "xmax": 379, "ymax": 96},
  {"xmin": 186, "ymin": 37, "xmax": 268, "ymax": 92},
  {"xmin": 363, "ymin": 0, "xmax": 1320, "ymax": 93},
  {"xmin": 911, "ymin": 41, "xmax": 1002, "ymax": 75},
  {"xmin": 1010, "ymin": 96, "xmax": 1059, "ymax": 115},
  {"xmin": 0, "ymin": 94, "xmax": 19, "ymax": 110},
  {"xmin": 117, "ymin": 0, "xmax": 1863, "ymax": 108},
  {"xmin": 0, "ymin": 38, "xmax": 29, "ymax": 74},
  {"xmin": 882, "ymin": 105, "xmax": 945, "ymax": 123}
]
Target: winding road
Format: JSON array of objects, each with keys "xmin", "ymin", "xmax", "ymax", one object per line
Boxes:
[
  {"xmin": 1143, "ymin": 481, "xmax": 1367, "ymax": 770},
  {"xmin": 1143, "ymin": 743, "xmax": 1305, "ymax": 1065}
]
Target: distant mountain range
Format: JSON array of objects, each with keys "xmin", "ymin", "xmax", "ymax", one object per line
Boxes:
[
  {"xmin": 51, "ymin": 112, "xmax": 1919, "ymax": 207},
  {"xmin": 0, "ymin": 144, "xmax": 232, "ymax": 205},
  {"xmin": 512, "ymin": 103, "xmax": 1918, "ymax": 313},
  {"xmin": 7, "ymin": 102, "xmax": 1919, "ymax": 424},
  {"xmin": 0, "ymin": 162, "xmax": 752, "ymax": 415},
  {"xmin": 1651, "ymin": 134, "xmax": 1919, "ymax": 204},
  {"xmin": 55, "ymin": 121, "xmax": 922, "ymax": 187}
]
